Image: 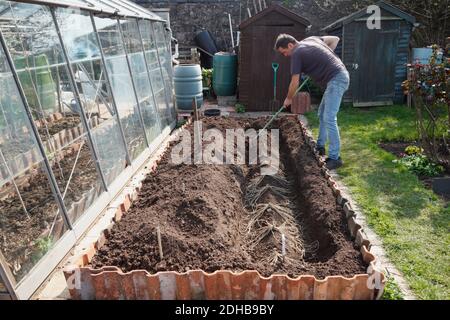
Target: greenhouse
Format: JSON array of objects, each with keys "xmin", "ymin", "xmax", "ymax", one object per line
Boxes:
[{"xmin": 0, "ymin": 0, "xmax": 176, "ymax": 299}]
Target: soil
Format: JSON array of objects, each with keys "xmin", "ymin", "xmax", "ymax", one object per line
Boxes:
[
  {"xmin": 52, "ymin": 143, "xmax": 103, "ymax": 215},
  {"xmin": 37, "ymin": 115, "xmax": 81, "ymax": 138},
  {"xmin": 0, "ymin": 166, "xmax": 60, "ymax": 280},
  {"xmin": 90, "ymin": 116, "xmax": 367, "ymax": 279},
  {"xmin": 379, "ymin": 141, "xmax": 415, "ymax": 158},
  {"xmin": 0, "ymin": 136, "xmax": 35, "ymax": 165}
]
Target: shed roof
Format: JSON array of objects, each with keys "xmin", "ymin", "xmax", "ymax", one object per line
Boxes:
[
  {"xmin": 239, "ymin": 3, "xmax": 311, "ymax": 30},
  {"xmin": 322, "ymin": 0, "xmax": 416, "ymax": 31}
]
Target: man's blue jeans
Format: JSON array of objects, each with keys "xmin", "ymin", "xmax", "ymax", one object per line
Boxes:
[{"xmin": 317, "ymin": 71, "xmax": 350, "ymax": 160}]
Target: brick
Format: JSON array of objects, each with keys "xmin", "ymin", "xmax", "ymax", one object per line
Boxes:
[
  {"xmin": 327, "ymin": 177, "xmax": 336, "ymax": 188},
  {"xmin": 355, "ymin": 229, "xmax": 371, "ymax": 249},
  {"xmin": 120, "ymin": 194, "xmax": 131, "ymax": 212},
  {"xmin": 347, "ymin": 217, "xmax": 362, "ymax": 238},
  {"xmin": 331, "ymin": 183, "xmax": 341, "ymax": 197},
  {"xmin": 343, "ymin": 202, "xmax": 356, "ymax": 218},
  {"xmin": 54, "ymin": 113, "xmax": 63, "ymax": 121},
  {"xmin": 337, "ymin": 194, "xmax": 349, "ymax": 206},
  {"xmin": 114, "ymin": 207, "xmax": 123, "ymax": 222}
]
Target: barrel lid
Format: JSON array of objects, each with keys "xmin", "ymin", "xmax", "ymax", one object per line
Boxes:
[
  {"xmin": 174, "ymin": 64, "xmax": 201, "ymax": 67},
  {"xmin": 215, "ymin": 52, "xmax": 237, "ymax": 56}
]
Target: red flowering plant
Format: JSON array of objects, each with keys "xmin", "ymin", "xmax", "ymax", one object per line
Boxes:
[{"xmin": 402, "ymin": 43, "xmax": 450, "ymax": 172}]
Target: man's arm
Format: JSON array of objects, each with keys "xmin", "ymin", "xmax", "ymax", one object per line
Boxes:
[
  {"xmin": 283, "ymin": 74, "xmax": 300, "ymax": 107},
  {"xmin": 321, "ymin": 36, "xmax": 340, "ymax": 51}
]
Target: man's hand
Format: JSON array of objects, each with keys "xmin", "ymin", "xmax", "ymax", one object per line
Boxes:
[{"xmin": 283, "ymin": 98, "xmax": 292, "ymax": 108}]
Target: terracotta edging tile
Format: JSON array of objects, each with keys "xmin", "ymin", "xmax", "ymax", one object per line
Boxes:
[{"xmin": 63, "ymin": 116, "xmax": 385, "ymax": 300}]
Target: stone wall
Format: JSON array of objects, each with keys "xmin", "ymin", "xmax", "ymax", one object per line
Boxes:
[
  {"xmin": 134, "ymin": 0, "xmax": 243, "ymax": 50},
  {"xmin": 133, "ymin": 0, "xmax": 374, "ymax": 50}
]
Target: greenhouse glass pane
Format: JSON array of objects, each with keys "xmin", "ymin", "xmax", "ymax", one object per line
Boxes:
[
  {"xmin": 0, "ymin": 1, "xmax": 105, "ymax": 224},
  {"xmin": 0, "ymin": 75, "xmax": 38, "ymax": 179},
  {"xmin": 0, "ymin": 2, "xmax": 76, "ymax": 119},
  {"xmin": 54, "ymin": 7, "xmax": 127, "ymax": 185},
  {"xmin": 138, "ymin": 20, "xmax": 170, "ymax": 128},
  {"xmin": 153, "ymin": 22, "xmax": 175, "ymax": 122},
  {"xmin": 93, "ymin": 16, "xmax": 146, "ymax": 161},
  {"xmin": 120, "ymin": 19, "xmax": 161, "ymax": 143},
  {"xmin": 0, "ymin": 45, "xmax": 68, "ymax": 282}
]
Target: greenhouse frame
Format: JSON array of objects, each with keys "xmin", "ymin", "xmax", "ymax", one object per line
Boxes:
[{"xmin": 0, "ymin": 0, "xmax": 176, "ymax": 299}]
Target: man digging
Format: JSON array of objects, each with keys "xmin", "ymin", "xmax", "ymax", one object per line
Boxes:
[{"xmin": 275, "ymin": 34, "xmax": 350, "ymax": 170}]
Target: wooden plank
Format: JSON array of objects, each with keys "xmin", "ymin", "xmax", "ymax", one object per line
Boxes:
[
  {"xmin": 354, "ymin": 101, "xmax": 394, "ymax": 107},
  {"xmin": 192, "ymin": 98, "xmax": 199, "ymax": 121}
]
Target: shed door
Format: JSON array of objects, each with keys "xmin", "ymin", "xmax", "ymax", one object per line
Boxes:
[
  {"xmin": 352, "ymin": 22, "xmax": 399, "ymax": 107},
  {"xmin": 251, "ymin": 25, "xmax": 273, "ymax": 110},
  {"xmin": 246, "ymin": 25, "xmax": 303, "ymax": 111}
]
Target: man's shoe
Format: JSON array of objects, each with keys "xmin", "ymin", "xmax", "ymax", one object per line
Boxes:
[
  {"xmin": 317, "ymin": 146, "xmax": 326, "ymax": 156},
  {"xmin": 325, "ymin": 157, "xmax": 343, "ymax": 170}
]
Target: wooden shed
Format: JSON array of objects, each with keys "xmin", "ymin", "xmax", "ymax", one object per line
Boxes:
[
  {"xmin": 323, "ymin": 1, "xmax": 416, "ymax": 107},
  {"xmin": 238, "ymin": 4, "xmax": 311, "ymax": 111}
]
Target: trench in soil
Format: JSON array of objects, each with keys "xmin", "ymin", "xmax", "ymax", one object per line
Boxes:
[{"xmin": 90, "ymin": 116, "xmax": 367, "ymax": 278}]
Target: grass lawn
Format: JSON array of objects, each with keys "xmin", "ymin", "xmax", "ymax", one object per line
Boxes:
[{"xmin": 305, "ymin": 105, "xmax": 450, "ymax": 300}]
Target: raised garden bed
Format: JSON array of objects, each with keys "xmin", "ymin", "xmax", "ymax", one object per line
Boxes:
[{"xmin": 64, "ymin": 115, "xmax": 383, "ymax": 300}]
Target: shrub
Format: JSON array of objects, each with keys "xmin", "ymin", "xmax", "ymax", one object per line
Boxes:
[
  {"xmin": 394, "ymin": 146, "xmax": 445, "ymax": 177},
  {"xmin": 235, "ymin": 103, "xmax": 246, "ymax": 113},
  {"xmin": 404, "ymin": 145, "xmax": 424, "ymax": 156},
  {"xmin": 201, "ymin": 68, "xmax": 213, "ymax": 89},
  {"xmin": 402, "ymin": 44, "xmax": 449, "ymax": 171}
]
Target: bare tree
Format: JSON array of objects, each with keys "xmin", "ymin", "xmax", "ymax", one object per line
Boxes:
[{"xmin": 389, "ymin": 0, "xmax": 450, "ymax": 47}]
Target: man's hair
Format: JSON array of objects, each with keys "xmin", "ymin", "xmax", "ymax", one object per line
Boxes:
[{"xmin": 274, "ymin": 34, "xmax": 297, "ymax": 50}]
